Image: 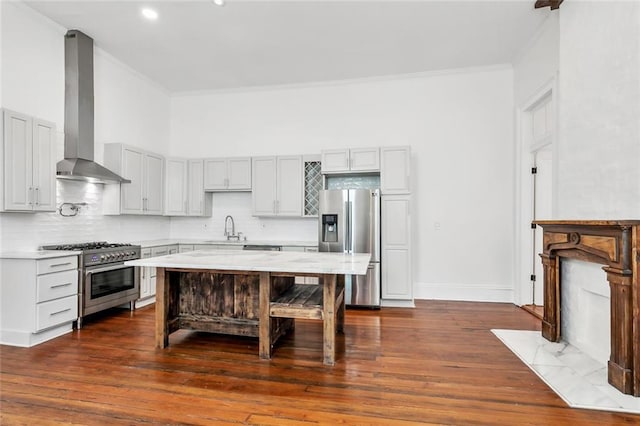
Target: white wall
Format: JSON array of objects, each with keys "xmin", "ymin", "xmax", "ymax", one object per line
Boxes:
[
  {"xmin": 171, "ymin": 67, "xmax": 516, "ymax": 302},
  {"xmin": 556, "ymin": 1, "xmax": 640, "ymax": 364},
  {"xmin": 94, "ymin": 51, "xmax": 171, "ymax": 162},
  {"xmin": 513, "ymin": 14, "xmax": 559, "ymax": 108},
  {"xmin": 0, "ymin": 2, "xmax": 172, "ymax": 251},
  {"xmin": 1, "ymin": 2, "xmax": 64, "ymax": 127},
  {"xmin": 557, "ymin": 1, "xmax": 640, "ymax": 218}
]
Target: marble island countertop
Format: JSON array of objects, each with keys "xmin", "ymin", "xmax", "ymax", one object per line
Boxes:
[{"xmin": 126, "ymin": 249, "xmax": 370, "ymax": 275}]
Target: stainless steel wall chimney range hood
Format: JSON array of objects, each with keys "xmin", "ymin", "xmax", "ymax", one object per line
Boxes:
[{"xmin": 56, "ymin": 30, "xmax": 130, "ymax": 184}]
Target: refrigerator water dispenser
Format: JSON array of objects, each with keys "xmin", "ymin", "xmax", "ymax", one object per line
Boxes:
[{"xmin": 321, "ymin": 214, "xmax": 338, "ymax": 242}]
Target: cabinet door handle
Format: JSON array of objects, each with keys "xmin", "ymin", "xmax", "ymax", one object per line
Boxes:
[
  {"xmin": 35, "ymin": 187, "xmax": 40, "ymax": 205},
  {"xmin": 49, "ymin": 262, "xmax": 72, "ymax": 268},
  {"xmin": 51, "ymin": 282, "xmax": 73, "ymax": 289},
  {"xmin": 28, "ymin": 187, "xmax": 33, "ymax": 205},
  {"xmin": 50, "ymin": 308, "xmax": 71, "ymax": 316}
]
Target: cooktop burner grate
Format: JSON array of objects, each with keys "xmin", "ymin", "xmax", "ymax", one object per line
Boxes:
[{"xmin": 45, "ymin": 241, "xmax": 136, "ymax": 251}]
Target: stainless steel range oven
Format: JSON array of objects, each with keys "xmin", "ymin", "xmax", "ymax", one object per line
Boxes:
[{"xmin": 42, "ymin": 242, "xmax": 141, "ymax": 328}]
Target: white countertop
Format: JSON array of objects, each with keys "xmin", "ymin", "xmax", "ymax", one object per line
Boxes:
[
  {"xmin": 0, "ymin": 250, "xmax": 80, "ymax": 260},
  {"xmin": 135, "ymin": 239, "xmax": 317, "ymax": 248},
  {"xmin": 126, "ymin": 249, "xmax": 370, "ymax": 275}
]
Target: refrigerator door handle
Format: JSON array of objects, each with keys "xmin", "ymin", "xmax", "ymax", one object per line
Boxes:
[{"xmin": 345, "ymin": 201, "xmax": 350, "ymax": 253}]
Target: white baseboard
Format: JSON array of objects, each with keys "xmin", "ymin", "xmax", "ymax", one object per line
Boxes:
[
  {"xmin": 380, "ymin": 299, "xmax": 415, "ymax": 308},
  {"xmin": 414, "ymin": 282, "xmax": 514, "ymax": 303},
  {"xmin": 135, "ymin": 296, "xmax": 156, "ymax": 309},
  {"xmin": 0, "ymin": 323, "xmax": 73, "ymax": 347}
]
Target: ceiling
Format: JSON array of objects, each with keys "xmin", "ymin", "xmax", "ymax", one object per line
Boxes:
[{"xmin": 26, "ymin": 1, "xmax": 550, "ymax": 93}]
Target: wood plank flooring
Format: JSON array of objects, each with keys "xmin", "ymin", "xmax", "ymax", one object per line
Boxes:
[{"xmin": 1, "ymin": 300, "xmax": 639, "ymax": 425}]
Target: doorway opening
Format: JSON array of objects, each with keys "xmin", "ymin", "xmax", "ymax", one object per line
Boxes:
[{"xmin": 516, "ymin": 82, "xmax": 555, "ymax": 318}]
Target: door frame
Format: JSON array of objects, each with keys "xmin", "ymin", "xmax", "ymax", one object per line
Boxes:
[{"xmin": 513, "ymin": 76, "xmax": 559, "ymax": 306}]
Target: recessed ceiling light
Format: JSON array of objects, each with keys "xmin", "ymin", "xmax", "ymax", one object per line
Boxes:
[
  {"xmin": 141, "ymin": 8, "xmax": 158, "ymax": 21},
  {"xmin": 213, "ymin": 0, "xmax": 225, "ymax": 6}
]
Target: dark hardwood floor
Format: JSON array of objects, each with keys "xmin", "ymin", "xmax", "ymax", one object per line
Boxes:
[{"xmin": 1, "ymin": 300, "xmax": 638, "ymax": 425}]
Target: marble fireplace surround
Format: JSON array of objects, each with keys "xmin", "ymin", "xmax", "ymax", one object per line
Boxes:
[{"xmin": 533, "ymin": 220, "xmax": 640, "ymax": 396}]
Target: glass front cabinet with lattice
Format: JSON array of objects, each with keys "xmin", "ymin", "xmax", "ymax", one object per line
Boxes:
[{"xmin": 303, "ymin": 155, "xmax": 322, "ymax": 217}]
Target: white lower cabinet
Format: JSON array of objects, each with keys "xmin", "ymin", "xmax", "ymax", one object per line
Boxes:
[
  {"xmin": 193, "ymin": 244, "xmax": 243, "ymax": 251},
  {"xmin": 381, "ymin": 195, "xmax": 413, "ymax": 302},
  {"xmin": 179, "ymin": 244, "xmax": 194, "ymax": 253},
  {"xmin": 137, "ymin": 245, "xmax": 176, "ymax": 307},
  {"xmin": 1, "ymin": 254, "xmax": 79, "ymax": 347}
]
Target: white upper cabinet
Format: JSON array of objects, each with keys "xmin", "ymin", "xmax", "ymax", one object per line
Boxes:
[
  {"xmin": 204, "ymin": 157, "xmax": 251, "ymax": 191},
  {"xmin": 320, "ymin": 149, "xmax": 349, "ymax": 172},
  {"xmin": 380, "ymin": 146, "xmax": 411, "ymax": 195},
  {"xmin": 1, "ymin": 110, "xmax": 56, "ymax": 212},
  {"xmin": 144, "ymin": 153, "xmax": 164, "ymax": 215},
  {"xmin": 252, "ymin": 155, "xmax": 302, "ymax": 217},
  {"xmin": 252, "ymin": 157, "xmax": 277, "ymax": 216},
  {"xmin": 321, "ymin": 147, "xmax": 380, "ymax": 173},
  {"xmin": 276, "ymin": 156, "xmax": 303, "ymax": 216},
  {"xmin": 187, "ymin": 159, "xmax": 210, "ymax": 216},
  {"xmin": 164, "ymin": 158, "xmax": 188, "ymax": 216},
  {"xmin": 163, "ymin": 158, "xmax": 211, "ymax": 217},
  {"xmin": 103, "ymin": 143, "xmax": 164, "ymax": 215}
]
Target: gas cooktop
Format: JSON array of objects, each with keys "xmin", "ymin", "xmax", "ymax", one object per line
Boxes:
[{"xmin": 43, "ymin": 241, "xmax": 136, "ymax": 251}]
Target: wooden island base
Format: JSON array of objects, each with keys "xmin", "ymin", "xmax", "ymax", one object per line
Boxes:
[{"xmin": 155, "ymin": 267, "xmax": 345, "ymax": 365}]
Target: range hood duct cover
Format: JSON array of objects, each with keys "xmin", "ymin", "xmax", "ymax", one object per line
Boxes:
[{"xmin": 57, "ymin": 30, "xmax": 130, "ymax": 184}]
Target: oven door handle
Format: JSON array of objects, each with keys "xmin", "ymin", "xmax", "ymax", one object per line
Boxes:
[{"xmin": 85, "ymin": 263, "xmax": 130, "ymax": 277}]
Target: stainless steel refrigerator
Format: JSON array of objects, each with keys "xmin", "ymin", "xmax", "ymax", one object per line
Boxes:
[{"xmin": 318, "ymin": 189, "xmax": 380, "ymax": 307}]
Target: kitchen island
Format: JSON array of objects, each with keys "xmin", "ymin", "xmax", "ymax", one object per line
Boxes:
[{"xmin": 126, "ymin": 250, "xmax": 370, "ymax": 365}]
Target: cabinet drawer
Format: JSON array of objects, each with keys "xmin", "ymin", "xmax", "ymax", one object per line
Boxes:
[
  {"xmin": 36, "ymin": 295, "xmax": 78, "ymax": 331},
  {"xmin": 36, "ymin": 269, "xmax": 78, "ymax": 303},
  {"xmin": 151, "ymin": 246, "xmax": 169, "ymax": 257},
  {"xmin": 37, "ymin": 256, "xmax": 78, "ymax": 275}
]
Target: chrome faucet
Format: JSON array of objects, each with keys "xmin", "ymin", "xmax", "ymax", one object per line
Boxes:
[{"xmin": 224, "ymin": 215, "xmax": 241, "ymax": 240}]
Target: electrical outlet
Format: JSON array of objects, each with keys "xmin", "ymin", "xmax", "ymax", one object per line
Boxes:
[{"xmin": 434, "ymin": 222, "xmax": 441, "ymax": 231}]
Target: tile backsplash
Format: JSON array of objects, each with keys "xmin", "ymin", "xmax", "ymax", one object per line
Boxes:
[
  {"xmin": 0, "ymin": 182, "xmax": 318, "ymax": 252},
  {"xmin": 0, "ymin": 180, "xmax": 170, "ymax": 251},
  {"xmin": 326, "ymin": 174, "xmax": 380, "ymax": 190},
  {"xmin": 169, "ymin": 192, "xmax": 318, "ymax": 242}
]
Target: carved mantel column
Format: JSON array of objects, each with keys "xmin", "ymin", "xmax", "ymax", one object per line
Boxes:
[
  {"xmin": 539, "ymin": 253, "xmax": 559, "ymax": 342},
  {"xmin": 532, "ymin": 220, "xmax": 640, "ymax": 397}
]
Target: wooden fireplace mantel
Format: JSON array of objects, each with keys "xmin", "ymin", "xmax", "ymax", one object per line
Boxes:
[{"xmin": 533, "ymin": 220, "xmax": 640, "ymax": 396}]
